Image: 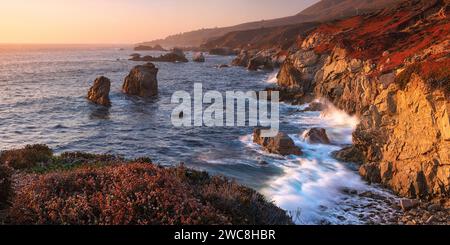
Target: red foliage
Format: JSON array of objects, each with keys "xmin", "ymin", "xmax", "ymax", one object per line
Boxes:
[
  {"xmin": 7, "ymin": 163, "xmax": 292, "ymax": 225},
  {"xmin": 308, "ymin": 0, "xmax": 449, "ymax": 75}
]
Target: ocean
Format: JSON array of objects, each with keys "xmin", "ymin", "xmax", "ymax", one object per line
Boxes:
[{"xmin": 0, "ymin": 44, "xmax": 400, "ymax": 224}]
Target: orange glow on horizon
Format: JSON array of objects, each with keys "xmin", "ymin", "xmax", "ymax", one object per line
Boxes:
[{"xmin": 0, "ymin": 0, "xmax": 318, "ymax": 44}]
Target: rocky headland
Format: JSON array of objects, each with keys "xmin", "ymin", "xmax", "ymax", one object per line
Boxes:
[{"xmin": 272, "ymin": 0, "xmax": 449, "ymax": 202}]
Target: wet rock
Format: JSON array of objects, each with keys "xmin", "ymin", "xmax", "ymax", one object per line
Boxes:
[
  {"xmin": 303, "ymin": 128, "xmax": 331, "ymax": 144},
  {"xmin": 87, "ymin": 76, "xmax": 111, "ymax": 107},
  {"xmin": 333, "ymin": 146, "xmax": 364, "ymax": 164},
  {"xmin": 247, "ymin": 53, "xmax": 274, "ymax": 71},
  {"xmin": 301, "ymin": 102, "xmax": 326, "ymax": 112},
  {"xmin": 400, "ymin": 199, "xmax": 420, "ymax": 211},
  {"xmin": 253, "ymin": 128, "xmax": 302, "ymax": 156},
  {"xmin": 123, "ymin": 63, "xmax": 158, "ymax": 97},
  {"xmin": 193, "ymin": 52, "xmax": 205, "ymax": 62},
  {"xmin": 134, "ymin": 44, "xmax": 166, "ymax": 51},
  {"xmin": 217, "ymin": 64, "xmax": 229, "ymax": 68}
]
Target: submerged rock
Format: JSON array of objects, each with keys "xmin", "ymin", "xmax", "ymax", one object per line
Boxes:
[
  {"xmin": 253, "ymin": 128, "xmax": 302, "ymax": 156},
  {"xmin": 122, "ymin": 63, "xmax": 158, "ymax": 97},
  {"xmin": 87, "ymin": 76, "xmax": 111, "ymax": 107},
  {"xmin": 303, "ymin": 128, "xmax": 331, "ymax": 144}
]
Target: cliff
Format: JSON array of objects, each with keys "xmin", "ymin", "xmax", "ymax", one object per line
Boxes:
[{"xmin": 277, "ymin": 0, "xmax": 449, "ymax": 199}]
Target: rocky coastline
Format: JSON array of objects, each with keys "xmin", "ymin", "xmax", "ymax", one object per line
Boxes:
[{"xmin": 267, "ymin": 0, "xmax": 449, "ymax": 223}]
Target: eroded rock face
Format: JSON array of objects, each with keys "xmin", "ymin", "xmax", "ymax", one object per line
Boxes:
[
  {"xmin": 87, "ymin": 76, "xmax": 111, "ymax": 107},
  {"xmin": 275, "ymin": 0, "xmax": 450, "ymax": 199},
  {"xmin": 122, "ymin": 63, "xmax": 158, "ymax": 97},
  {"xmin": 303, "ymin": 128, "xmax": 331, "ymax": 144},
  {"xmin": 253, "ymin": 128, "xmax": 302, "ymax": 156}
]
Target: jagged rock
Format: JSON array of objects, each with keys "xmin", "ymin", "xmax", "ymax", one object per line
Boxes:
[
  {"xmin": 122, "ymin": 63, "xmax": 158, "ymax": 97},
  {"xmin": 232, "ymin": 50, "xmax": 255, "ymax": 67},
  {"xmin": 360, "ymin": 162, "xmax": 381, "ymax": 184},
  {"xmin": 303, "ymin": 128, "xmax": 331, "ymax": 144},
  {"xmin": 247, "ymin": 54, "xmax": 274, "ymax": 71},
  {"xmin": 193, "ymin": 52, "xmax": 205, "ymax": 62},
  {"xmin": 87, "ymin": 76, "xmax": 111, "ymax": 107},
  {"xmin": 333, "ymin": 146, "xmax": 364, "ymax": 164},
  {"xmin": 253, "ymin": 128, "xmax": 302, "ymax": 156},
  {"xmin": 275, "ymin": 0, "xmax": 450, "ymax": 199},
  {"xmin": 301, "ymin": 102, "xmax": 326, "ymax": 112},
  {"xmin": 400, "ymin": 199, "xmax": 419, "ymax": 211}
]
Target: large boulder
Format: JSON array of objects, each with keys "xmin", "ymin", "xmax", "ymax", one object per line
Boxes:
[
  {"xmin": 122, "ymin": 63, "xmax": 158, "ymax": 97},
  {"xmin": 303, "ymin": 128, "xmax": 331, "ymax": 144},
  {"xmin": 87, "ymin": 76, "xmax": 111, "ymax": 107},
  {"xmin": 333, "ymin": 146, "xmax": 364, "ymax": 164},
  {"xmin": 253, "ymin": 129, "xmax": 302, "ymax": 156},
  {"xmin": 193, "ymin": 52, "xmax": 205, "ymax": 62}
]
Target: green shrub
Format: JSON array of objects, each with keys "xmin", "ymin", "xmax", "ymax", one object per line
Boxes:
[{"xmin": 0, "ymin": 145, "xmax": 53, "ymax": 170}]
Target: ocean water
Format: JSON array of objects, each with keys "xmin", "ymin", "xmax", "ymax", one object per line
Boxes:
[{"xmin": 0, "ymin": 45, "xmax": 399, "ymax": 224}]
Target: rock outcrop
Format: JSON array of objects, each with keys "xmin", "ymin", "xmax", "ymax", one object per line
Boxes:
[
  {"xmin": 122, "ymin": 63, "xmax": 159, "ymax": 97},
  {"xmin": 303, "ymin": 128, "xmax": 331, "ymax": 144},
  {"xmin": 209, "ymin": 47, "xmax": 237, "ymax": 56},
  {"xmin": 134, "ymin": 44, "xmax": 166, "ymax": 51},
  {"xmin": 232, "ymin": 49, "xmax": 287, "ymax": 71},
  {"xmin": 87, "ymin": 76, "xmax": 111, "ymax": 107},
  {"xmin": 276, "ymin": 0, "xmax": 450, "ymax": 199},
  {"xmin": 253, "ymin": 128, "xmax": 302, "ymax": 156},
  {"xmin": 129, "ymin": 53, "xmax": 188, "ymax": 63},
  {"xmin": 193, "ymin": 52, "xmax": 205, "ymax": 62}
]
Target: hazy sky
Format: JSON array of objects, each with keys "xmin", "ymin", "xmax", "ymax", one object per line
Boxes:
[{"xmin": 0, "ymin": 0, "xmax": 319, "ymax": 44}]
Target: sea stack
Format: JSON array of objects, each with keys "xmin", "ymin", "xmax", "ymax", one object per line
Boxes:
[
  {"xmin": 87, "ymin": 76, "xmax": 111, "ymax": 107},
  {"xmin": 123, "ymin": 63, "xmax": 159, "ymax": 97},
  {"xmin": 253, "ymin": 128, "xmax": 302, "ymax": 156}
]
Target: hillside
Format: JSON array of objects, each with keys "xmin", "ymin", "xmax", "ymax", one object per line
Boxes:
[{"xmin": 140, "ymin": 0, "xmax": 402, "ymax": 48}]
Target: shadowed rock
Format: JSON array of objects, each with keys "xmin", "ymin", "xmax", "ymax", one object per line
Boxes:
[
  {"xmin": 123, "ymin": 63, "xmax": 158, "ymax": 97},
  {"xmin": 303, "ymin": 128, "xmax": 331, "ymax": 144},
  {"xmin": 333, "ymin": 146, "xmax": 364, "ymax": 164},
  {"xmin": 87, "ymin": 76, "xmax": 111, "ymax": 107},
  {"xmin": 253, "ymin": 128, "xmax": 302, "ymax": 156}
]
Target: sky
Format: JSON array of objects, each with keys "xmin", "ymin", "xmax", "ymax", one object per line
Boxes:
[{"xmin": 0, "ymin": 0, "xmax": 319, "ymax": 44}]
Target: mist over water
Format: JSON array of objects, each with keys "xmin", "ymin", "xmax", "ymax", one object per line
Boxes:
[{"xmin": 0, "ymin": 45, "xmax": 398, "ymax": 224}]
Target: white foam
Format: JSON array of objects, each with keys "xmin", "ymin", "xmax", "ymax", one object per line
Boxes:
[{"xmin": 266, "ymin": 70, "xmax": 279, "ymax": 84}]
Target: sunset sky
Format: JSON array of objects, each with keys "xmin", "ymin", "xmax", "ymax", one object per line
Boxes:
[{"xmin": 0, "ymin": 0, "xmax": 319, "ymax": 44}]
